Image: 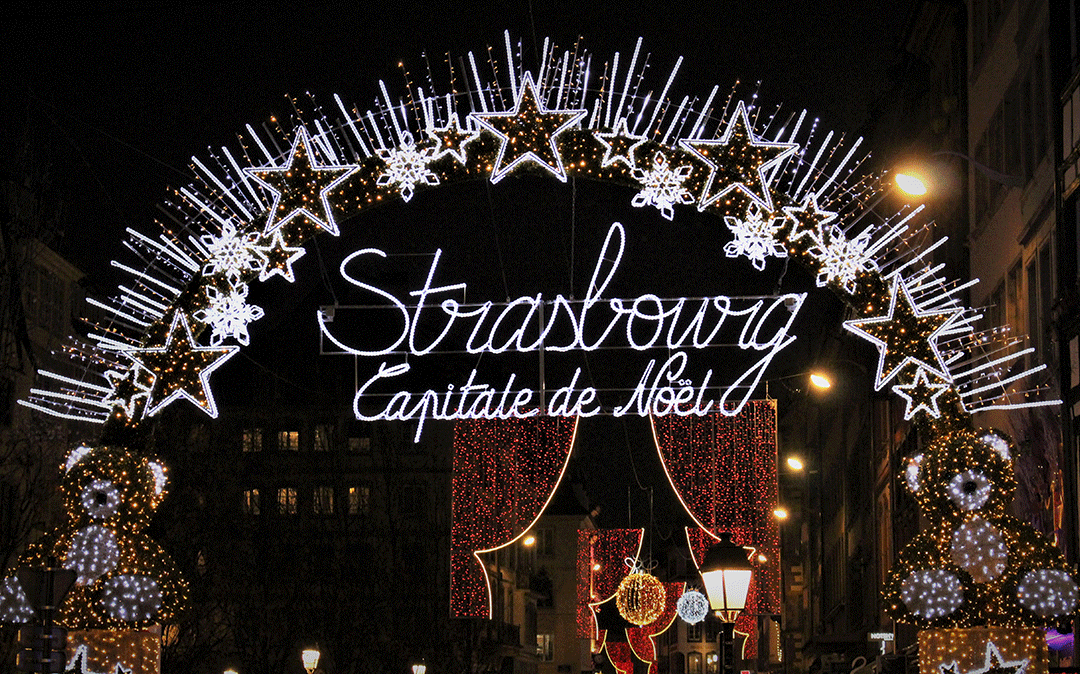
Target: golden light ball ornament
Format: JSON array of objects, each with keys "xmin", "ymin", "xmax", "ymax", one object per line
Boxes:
[{"xmin": 615, "ymin": 558, "xmax": 666, "ymax": 626}]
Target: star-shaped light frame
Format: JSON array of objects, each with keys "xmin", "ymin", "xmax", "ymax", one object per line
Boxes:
[
  {"xmin": 427, "ymin": 113, "xmax": 479, "ymax": 165},
  {"xmin": 937, "ymin": 641, "xmax": 1029, "ymax": 674},
  {"xmin": 679, "ymin": 100, "xmax": 798, "ymax": 212},
  {"xmin": 892, "ymin": 366, "xmax": 950, "ymax": 420},
  {"xmin": 843, "ymin": 276, "xmax": 960, "ymax": 390},
  {"xmin": 245, "ymin": 128, "xmax": 358, "ymax": 237},
  {"xmin": 595, "ymin": 118, "xmax": 648, "ymax": 170},
  {"xmin": 470, "ymin": 72, "xmax": 587, "ymax": 183},
  {"xmin": 122, "ymin": 311, "xmax": 238, "ymax": 418},
  {"xmin": 254, "ymin": 229, "xmax": 306, "ymax": 283}
]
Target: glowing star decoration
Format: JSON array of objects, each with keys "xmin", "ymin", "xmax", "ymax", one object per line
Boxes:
[
  {"xmin": 950, "ymin": 516, "xmax": 1008, "ymax": 583},
  {"xmin": 192, "ymin": 283, "xmax": 265, "ymax": 346},
  {"xmin": 426, "ymin": 114, "xmax": 478, "ymax": 165},
  {"xmin": 947, "ymin": 471, "xmax": 993, "ymax": 511},
  {"xmin": 893, "ymin": 367, "xmax": 951, "ymax": 420},
  {"xmin": 679, "ymin": 100, "xmax": 798, "ymax": 212},
  {"xmin": 630, "ymin": 151, "xmax": 696, "ymax": 220},
  {"xmin": 843, "ymin": 276, "xmax": 960, "ymax": 390},
  {"xmin": 470, "ymin": 72, "xmax": 587, "ymax": 184},
  {"xmin": 938, "ymin": 641, "xmax": 1030, "ymax": 674},
  {"xmin": 807, "ymin": 225, "xmax": 879, "ymax": 294},
  {"xmin": 100, "ymin": 367, "xmax": 152, "ymax": 421},
  {"xmin": 375, "ymin": 131, "xmax": 441, "ymax": 202},
  {"xmin": 900, "ymin": 568, "xmax": 964, "ymax": 619},
  {"xmin": 1016, "ymin": 570, "xmax": 1079, "ymax": 617},
  {"xmin": 595, "ymin": 118, "xmax": 648, "ymax": 169},
  {"xmin": 245, "ymin": 128, "xmax": 357, "ymax": 237},
  {"xmin": 253, "ymin": 229, "xmax": 306, "ymax": 283},
  {"xmin": 64, "ymin": 644, "xmax": 134, "ymax": 674},
  {"xmin": 122, "ymin": 311, "xmax": 238, "ymax": 418},
  {"xmin": 723, "ymin": 206, "xmax": 788, "ymax": 271},
  {"xmin": 199, "ymin": 222, "xmax": 262, "ymax": 283},
  {"xmin": 676, "ymin": 589, "xmax": 709, "ymax": 624},
  {"xmin": 784, "ymin": 193, "xmax": 837, "ymax": 244}
]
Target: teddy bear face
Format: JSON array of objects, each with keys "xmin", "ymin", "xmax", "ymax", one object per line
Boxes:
[
  {"xmin": 904, "ymin": 428, "xmax": 1015, "ymax": 520},
  {"xmin": 61, "ymin": 445, "xmax": 167, "ymax": 532}
]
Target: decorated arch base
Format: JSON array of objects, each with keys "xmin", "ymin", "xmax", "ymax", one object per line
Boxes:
[{"xmin": 13, "ymin": 31, "xmax": 1079, "ymax": 669}]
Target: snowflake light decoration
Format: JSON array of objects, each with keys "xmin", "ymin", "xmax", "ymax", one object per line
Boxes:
[
  {"xmin": 192, "ymin": 283, "xmax": 265, "ymax": 346},
  {"xmin": 376, "ymin": 131, "xmax": 440, "ymax": 202},
  {"xmin": 199, "ymin": 222, "xmax": 262, "ymax": 283},
  {"xmin": 630, "ymin": 151, "xmax": 695, "ymax": 221},
  {"xmin": 807, "ymin": 225, "xmax": 879, "ymax": 293},
  {"xmin": 723, "ymin": 206, "xmax": 787, "ymax": 270}
]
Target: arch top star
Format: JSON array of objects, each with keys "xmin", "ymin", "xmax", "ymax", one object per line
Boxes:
[
  {"xmin": 679, "ymin": 100, "xmax": 797, "ymax": 212},
  {"xmin": 245, "ymin": 128, "xmax": 358, "ymax": 237},
  {"xmin": 470, "ymin": 73, "xmax": 587, "ymax": 184},
  {"xmin": 843, "ymin": 276, "xmax": 960, "ymax": 390}
]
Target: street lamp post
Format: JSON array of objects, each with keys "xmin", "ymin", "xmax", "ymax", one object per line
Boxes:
[
  {"xmin": 301, "ymin": 648, "xmax": 320, "ymax": 674},
  {"xmin": 699, "ymin": 533, "xmax": 754, "ymax": 674}
]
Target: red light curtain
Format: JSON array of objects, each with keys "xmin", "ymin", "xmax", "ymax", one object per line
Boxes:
[
  {"xmin": 577, "ymin": 529, "xmax": 644, "ymax": 637},
  {"xmin": 652, "ymin": 402, "xmax": 780, "ymax": 657},
  {"xmin": 450, "ymin": 416, "xmax": 578, "ymax": 617}
]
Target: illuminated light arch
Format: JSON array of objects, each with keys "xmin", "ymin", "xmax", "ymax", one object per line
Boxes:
[{"xmin": 14, "ymin": 31, "xmax": 1066, "ymax": 633}]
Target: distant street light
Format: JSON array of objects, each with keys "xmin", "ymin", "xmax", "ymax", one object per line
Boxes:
[
  {"xmin": 773, "ymin": 508, "xmax": 789, "ymax": 520},
  {"xmin": 809, "ymin": 372, "xmax": 831, "ymax": 389},
  {"xmin": 894, "ymin": 149, "xmax": 1023, "ymax": 198},
  {"xmin": 224, "ymin": 669, "xmax": 238, "ymax": 674},
  {"xmin": 412, "ymin": 662, "xmax": 427, "ymax": 674},
  {"xmin": 522, "ymin": 534, "xmax": 536, "ymax": 547},
  {"xmin": 785, "ymin": 456, "xmax": 804, "ymax": 471},
  {"xmin": 302, "ymin": 648, "xmax": 321, "ymax": 674}
]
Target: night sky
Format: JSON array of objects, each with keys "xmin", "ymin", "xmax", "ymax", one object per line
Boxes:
[{"xmin": 3, "ymin": 0, "xmax": 915, "ymax": 527}]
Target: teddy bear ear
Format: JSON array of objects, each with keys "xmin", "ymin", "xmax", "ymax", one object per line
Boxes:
[
  {"xmin": 63, "ymin": 445, "xmax": 95, "ymax": 473},
  {"xmin": 978, "ymin": 430, "xmax": 1013, "ymax": 463},
  {"xmin": 904, "ymin": 453, "xmax": 924, "ymax": 494},
  {"xmin": 146, "ymin": 461, "xmax": 168, "ymax": 496}
]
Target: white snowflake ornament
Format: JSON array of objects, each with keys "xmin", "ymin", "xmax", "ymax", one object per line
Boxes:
[
  {"xmin": 376, "ymin": 131, "xmax": 440, "ymax": 202},
  {"xmin": 631, "ymin": 151, "xmax": 696, "ymax": 221},
  {"xmin": 199, "ymin": 222, "xmax": 262, "ymax": 284},
  {"xmin": 193, "ymin": 283, "xmax": 265, "ymax": 346},
  {"xmin": 807, "ymin": 225, "xmax": 879, "ymax": 294},
  {"xmin": 723, "ymin": 206, "xmax": 787, "ymax": 270}
]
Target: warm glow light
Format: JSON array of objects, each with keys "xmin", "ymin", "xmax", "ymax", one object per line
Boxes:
[
  {"xmin": 302, "ymin": 649, "xmax": 320, "ymax": 674},
  {"xmin": 699, "ymin": 534, "xmax": 754, "ymax": 623},
  {"xmin": 785, "ymin": 456, "xmax": 804, "ymax": 471},
  {"xmin": 225, "ymin": 669, "xmax": 238, "ymax": 674},
  {"xmin": 522, "ymin": 535, "xmax": 536, "ymax": 547},
  {"xmin": 773, "ymin": 508, "xmax": 789, "ymax": 520},
  {"xmin": 412, "ymin": 664, "xmax": 427, "ymax": 674},
  {"xmin": 592, "ymin": 563, "xmax": 601, "ymax": 571},
  {"xmin": 809, "ymin": 372, "xmax": 832, "ymax": 389},
  {"xmin": 757, "ymin": 553, "xmax": 768, "ymax": 563},
  {"xmin": 894, "ymin": 172, "xmax": 928, "ymax": 196}
]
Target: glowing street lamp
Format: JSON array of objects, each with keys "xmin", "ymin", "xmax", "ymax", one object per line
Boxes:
[
  {"xmin": 301, "ymin": 648, "xmax": 321, "ymax": 674},
  {"xmin": 809, "ymin": 372, "xmax": 832, "ymax": 389},
  {"xmin": 522, "ymin": 534, "xmax": 536, "ymax": 547},
  {"xmin": 785, "ymin": 456, "xmax": 804, "ymax": 471},
  {"xmin": 699, "ymin": 532, "xmax": 754, "ymax": 624},
  {"xmin": 412, "ymin": 663, "xmax": 427, "ymax": 674}
]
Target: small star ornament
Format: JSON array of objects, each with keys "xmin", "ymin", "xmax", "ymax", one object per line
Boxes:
[
  {"xmin": 426, "ymin": 114, "xmax": 479, "ymax": 165},
  {"xmin": 937, "ymin": 641, "xmax": 1028, "ymax": 674},
  {"xmin": 470, "ymin": 72, "xmax": 587, "ymax": 183},
  {"xmin": 679, "ymin": 101, "xmax": 797, "ymax": 212},
  {"xmin": 892, "ymin": 366, "xmax": 950, "ymax": 420},
  {"xmin": 254, "ymin": 229, "xmax": 306, "ymax": 283},
  {"xmin": 245, "ymin": 128, "xmax": 357, "ymax": 237},
  {"xmin": 843, "ymin": 276, "xmax": 959, "ymax": 389},
  {"xmin": 122, "ymin": 311, "xmax": 238, "ymax": 418},
  {"xmin": 595, "ymin": 118, "xmax": 648, "ymax": 169}
]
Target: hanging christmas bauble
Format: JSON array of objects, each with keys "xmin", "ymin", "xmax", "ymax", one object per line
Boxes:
[
  {"xmin": 677, "ymin": 589, "xmax": 709, "ymax": 624},
  {"xmin": 616, "ymin": 570, "xmax": 666, "ymax": 626}
]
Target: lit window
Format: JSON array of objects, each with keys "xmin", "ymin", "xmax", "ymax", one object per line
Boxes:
[
  {"xmin": 348, "ymin": 436, "xmax": 371, "ymax": 452},
  {"xmin": 688, "ymin": 652, "xmax": 702, "ymax": 674},
  {"xmin": 242, "ymin": 428, "xmax": 262, "ymax": 452},
  {"xmin": 242, "ymin": 489, "xmax": 260, "ymax": 515},
  {"xmin": 278, "ymin": 431, "xmax": 299, "ymax": 451},
  {"xmin": 314, "ymin": 425, "xmax": 331, "ymax": 452},
  {"xmin": 277, "ymin": 487, "xmax": 297, "ymax": 514},
  {"xmin": 348, "ymin": 485, "xmax": 370, "ymax": 515},
  {"xmin": 536, "ymin": 634, "xmax": 554, "ymax": 661},
  {"xmin": 687, "ymin": 621, "xmax": 702, "ymax": 642},
  {"xmin": 313, "ymin": 486, "xmax": 334, "ymax": 514}
]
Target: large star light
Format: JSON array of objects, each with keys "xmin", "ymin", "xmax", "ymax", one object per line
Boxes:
[
  {"xmin": 679, "ymin": 101, "xmax": 797, "ymax": 212},
  {"xmin": 470, "ymin": 73, "xmax": 587, "ymax": 183},
  {"xmin": 844, "ymin": 276, "xmax": 959, "ymax": 390},
  {"xmin": 245, "ymin": 129, "xmax": 357, "ymax": 237},
  {"xmin": 122, "ymin": 311, "xmax": 238, "ymax": 418},
  {"xmin": 938, "ymin": 641, "xmax": 1028, "ymax": 674}
]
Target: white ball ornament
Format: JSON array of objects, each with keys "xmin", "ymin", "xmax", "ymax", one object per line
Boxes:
[
  {"xmin": 677, "ymin": 589, "xmax": 710, "ymax": 624},
  {"xmin": 900, "ymin": 569, "xmax": 963, "ymax": 619},
  {"xmin": 1017, "ymin": 569, "xmax": 1079, "ymax": 618}
]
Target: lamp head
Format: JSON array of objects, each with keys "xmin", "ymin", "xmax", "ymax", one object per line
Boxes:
[{"xmin": 699, "ymin": 532, "xmax": 754, "ymax": 623}]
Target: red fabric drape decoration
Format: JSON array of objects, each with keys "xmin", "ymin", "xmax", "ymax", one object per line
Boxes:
[
  {"xmin": 450, "ymin": 416, "xmax": 578, "ymax": 617},
  {"xmin": 653, "ymin": 402, "xmax": 780, "ymax": 658}
]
